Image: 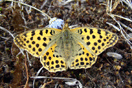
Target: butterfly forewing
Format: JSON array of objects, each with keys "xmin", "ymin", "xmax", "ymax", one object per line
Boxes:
[
  {"xmin": 14, "ymin": 28, "xmax": 61, "ymax": 57},
  {"xmin": 71, "ymin": 27, "xmax": 118, "ymax": 55}
]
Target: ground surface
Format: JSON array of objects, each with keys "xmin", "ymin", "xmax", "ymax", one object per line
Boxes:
[{"xmin": 0, "ymin": 0, "xmax": 132, "ymax": 88}]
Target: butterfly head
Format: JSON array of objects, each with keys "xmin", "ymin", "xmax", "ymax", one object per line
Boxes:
[{"xmin": 62, "ymin": 23, "xmax": 70, "ymax": 31}]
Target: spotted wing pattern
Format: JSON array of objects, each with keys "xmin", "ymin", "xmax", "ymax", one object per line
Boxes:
[
  {"xmin": 14, "ymin": 25, "xmax": 118, "ymax": 72},
  {"xmin": 70, "ymin": 43, "xmax": 97, "ymax": 69},
  {"xmin": 40, "ymin": 43, "xmax": 67, "ymax": 72},
  {"xmin": 14, "ymin": 28, "xmax": 61, "ymax": 57},
  {"xmin": 71, "ymin": 27, "xmax": 118, "ymax": 55},
  {"xmin": 69, "ymin": 27, "xmax": 118, "ymax": 69}
]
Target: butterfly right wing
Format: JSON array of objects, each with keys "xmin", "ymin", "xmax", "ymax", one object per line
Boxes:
[
  {"xmin": 71, "ymin": 27, "xmax": 118, "ymax": 56},
  {"xmin": 69, "ymin": 27, "xmax": 118, "ymax": 69},
  {"xmin": 69, "ymin": 42, "xmax": 97, "ymax": 69},
  {"xmin": 14, "ymin": 28, "xmax": 61, "ymax": 57}
]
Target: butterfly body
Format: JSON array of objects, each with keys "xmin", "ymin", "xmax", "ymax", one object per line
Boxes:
[
  {"xmin": 54, "ymin": 26, "xmax": 81, "ymax": 68},
  {"xmin": 14, "ymin": 24, "xmax": 118, "ymax": 72}
]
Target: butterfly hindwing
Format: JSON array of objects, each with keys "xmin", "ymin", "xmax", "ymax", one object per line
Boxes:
[
  {"xmin": 71, "ymin": 27, "xmax": 118, "ymax": 55},
  {"xmin": 14, "ymin": 28, "xmax": 61, "ymax": 57},
  {"xmin": 70, "ymin": 43, "xmax": 97, "ymax": 69},
  {"xmin": 40, "ymin": 43, "xmax": 67, "ymax": 72}
]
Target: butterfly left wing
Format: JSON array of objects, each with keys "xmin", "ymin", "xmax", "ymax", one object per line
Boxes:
[
  {"xmin": 40, "ymin": 43, "xmax": 67, "ymax": 72},
  {"xmin": 14, "ymin": 28, "xmax": 61, "ymax": 57}
]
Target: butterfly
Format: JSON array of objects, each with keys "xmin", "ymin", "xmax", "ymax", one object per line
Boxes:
[{"xmin": 14, "ymin": 23, "xmax": 118, "ymax": 72}]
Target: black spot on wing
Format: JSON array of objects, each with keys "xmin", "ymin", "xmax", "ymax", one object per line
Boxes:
[
  {"xmin": 36, "ymin": 44, "xmax": 39, "ymax": 47},
  {"xmin": 95, "ymin": 50, "xmax": 97, "ymax": 53},
  {"xmin": 51, "ymin": 61, "xmax": 54, "ymax": 64},
  {"xmin": 94, "ymin": 42, "xmax": 97, "ymax": 46},
  {"xmin": 50, "ymin": 30, "xmax": 53, "ymax": 35},
  {"xmin": 102, "ymin": 43, "xmax": 105, "ymax": 46},
  {"xmin": 92, "ymin": 35, "xmax": 96, "ymax": 39},
  {"xmin": 56, "ymin": 65, "xmax": 60, "ymax": 68},
  {"xmin": 100, "ymin": 35, "xmax": 103, "ymax": 38},
  {"xmin": 38, "ymin": 48, "xmax": 42, "ymax": 52},
  {"xmin": 37, "ymin": 37, "xmax": 41, "ymax": 40},
  {"xmin": 76, "ymin": 63, "xmax": 79, "ymax": 66},
  {"xmin": 90, "ymin": 29, "xmax": 93, "ymax": 34},
  {"xmin": 47, "ymin": 62, "xmax": 49, "ymax": 65},
  {"xmin": 49, "ymin": 38, "xmax": 51, "ymax": 41},
  {"xmin": 82, "ymin": 37, "xmax": 84, "ymax": 40},
  {"xmin": 48, "ymin": 57, "xmax": 51, "ymax": 60},
  {"xmin": 98, "ymin": 46, "xmax": 101, "ymax": 49},
  {"xmin": 105, "ymin": 31, "xmax": 109, "ymax": 35},
  {"xmin": 97, "ymin": 29, "xmax": 101, "ymax": 34},
  {"xmin": 36, "ymin": 52, "xmax": 39, "ymax": 55},
  {"xmin": 32, "ymin": 41, "xmax": 35, "ymax": 44},
  {"xmin": 98, "ymin": 40, "xmax": 101, "ymax": 43},
  {"xmin": 87, "ymin": 42, "xmax": 90, "ymax": 45},
  {"xmin": 85, "ymin": 58, "xmax": 88, "ymax": 61},
  {"xmin": 44, "ymin": 56, "xmax": 47, "ymax": 60},
  {"xmin": 24, "ymin": 38, "xmax": 26, "ymax": 41},
  {"xmin": 43, "ymin": 37, "xmax": 46, "ymax": 41},
  {"xmin": 23, "ymin": 33, "xmax": 27, "ymax": 37},
  {"xmin": 50, "ymin": 30, "xmax": 55, "ymax": 35},
  {"xmin": 78, "ymin": 29, "xmax": 83, "ymax": 34},
  {"xmin": 86, "ymin": 53, "xmax": 89, "ymax": 56},
  {"xmin": 80, "ymin": 62, "xmax": 84, "ymax": 65},
  {"xmin": 45, "ymin": 29, "xmax": 48, "ymax": 34},
  {"xmin": 40, "ymin": 30, "xmax": 43, "ymax": 36},
  {"xmin": 80, "ymin": 57, "xmax": 83, "ymax": 61},
  {"xmin": 56, "ymin": 60, "xmax": 59, "ymax": 63},
  {"xmin": 106, "ymin": 37, "xmax": 109, "ymax": 39},
  {"xmin": 76, "ymin": 59, "xmax": 79, "ymax": 62},
  {"xmin": 30, "ymin": 37, "xmax": 33, "ymax": 40},
  {"xmin": 33, "ymin": 47, "xmax": 35, "ymax": 51},
  {"xmin": 28, "ymin": 45, "xmax": 31, "ymax": 48},
  {"xmin": 61, "ymin": 60, "xmax": 64, "ymax": 64},
  {"xmin": 103, "ymin": 39, "xmax": 106, "ymax": 41},
  {"xmin": 46, "ymin": 52, "xmax": 49, "ymax": 56},
  {"xmin": 43, "ymin": 43, "xmax": 47, "ymax": 47},
  {"xmin": 84, "ymin": 28, "xmax": 87, "ymax": 32},
  {"xmin": 89, "ymin": 57, "xmax": 92, "ymax": 61},
  {"xmin": 92, "ymin": 47, "xmax": 95, "ymax": 50},
  {"xmin": 31, "ymin": 31, "xmax": 35, "ymax": 36},
  {"xmin": 26, "ymin": 40, "xmax": 29, "ymax": 43},
  {"xmin": 87, "ymin": 36, "xmax": 90, "ymax": 40}
]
